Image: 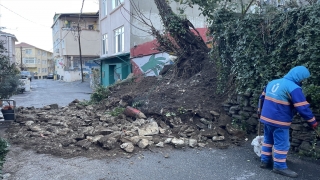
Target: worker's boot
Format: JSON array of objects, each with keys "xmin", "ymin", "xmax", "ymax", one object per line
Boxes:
[
  {"xmin": 260, "ymin": 161, "xmax": 272, "ymax": 169},
  {"xmin": 272, "ymin": 168, "xmax": 298, "ymax": 178}
]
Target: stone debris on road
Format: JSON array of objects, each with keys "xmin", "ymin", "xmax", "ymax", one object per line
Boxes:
[{"xmin": 2, "ymin": 98, "xmax": 247, "ymax": 159}]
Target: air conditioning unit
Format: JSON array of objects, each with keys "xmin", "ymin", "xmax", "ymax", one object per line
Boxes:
[{"xmin": 88, "ymin": 25, "xmax": 94, "ymax": 30}]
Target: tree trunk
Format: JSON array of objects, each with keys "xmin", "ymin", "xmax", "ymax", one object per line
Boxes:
[{"xmin": 153, "ymin": 0, "xmax": 210, "ymax": 78}]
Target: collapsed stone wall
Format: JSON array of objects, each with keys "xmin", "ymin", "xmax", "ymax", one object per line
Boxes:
[{"xmin": 222, "ymin": 92, "xmax": 320, "ymax": 158}]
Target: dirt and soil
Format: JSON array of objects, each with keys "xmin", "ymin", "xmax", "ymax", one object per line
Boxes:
[{"xmin": 2, "ymin": 60, "xmax": 245, "ymax": 160}]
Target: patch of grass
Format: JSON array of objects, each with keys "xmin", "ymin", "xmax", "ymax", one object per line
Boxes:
[
  {"xmin": 132, "ymin": 100, "xmax": 144, "ymax": 108},
  {"xmin": 178, "ymin": 107, "xmax": 186, "ymax": 115},
  {"xmin": 78, "ymin": 100, "xmax": 93, "ymax": 106},
  {"xmin": 109, "ymin": 107, "xmax": 125, "ymax": 117}
]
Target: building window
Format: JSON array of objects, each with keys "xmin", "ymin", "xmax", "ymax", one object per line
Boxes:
[
  {"xmin": 38, "ymin": 59, "xmax": 40, "ymax": 64},
  {"xmin": 102, "ymin": 0, "xmax": 107, "ymax": 17},
  {"xmin": 37, "ymin": 50, "xmax": 41, "ymax": 55},
  {"xmin": 112, "ymin": 0, "xmax": 123, "ymax": 9},
  {"xmin": 114, "ymin": 26, "xmax": 124, "ymax": 53},
  {"xmin": 42, "ymin": 68, "xmax": 45, "ymax": 73},
  {"xmin": 102, "ymin": 34, "xmax": 108, "ymax": 55},
  {"xmin": 23, "ymin": 57, "xmax": 35, "ymax": 64},
  {"xmin": 38, "ymin": 68, "xmax": 41, "ymax": 73},
  {"xmin": 42, "ymin": 60, "xmax": 47, "ymax": 64},
  {"xmin": 25, "ymin": 49, "xmax": 32, "ymax": 54}
]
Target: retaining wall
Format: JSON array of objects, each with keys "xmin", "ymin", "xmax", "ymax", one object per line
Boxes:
[{"xmin": 222, "ymin": 92, "xmax": 320, "ymax": 158}]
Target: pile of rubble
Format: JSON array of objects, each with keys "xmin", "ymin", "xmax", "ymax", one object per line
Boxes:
[{"xmin": 4, "ymin": 99, "xmax": 247, "ymax": 158}]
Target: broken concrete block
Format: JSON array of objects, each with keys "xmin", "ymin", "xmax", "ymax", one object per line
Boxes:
[
  {"xmin": 25, "ymin": 121, "xmax": 34, "ymax": 126},
  {"xmin": 137, "ymin": 139, "xmax": 149, "ymax": 149},
  {"xmin": 120, "ymin": 142, "xmax": 134, "ymax": 153},
  {"xmin": 164, "ymin": 138, "xmax": 172, "ymax": 144},
  {"xmin": 29, "ymin": 125, "xmax": 42, "ymax": 132},
  {"xmin": 130, "ymin": 136, "xmax": 141, "ymax": 145},
  {"xmin": 98, "ymin": 137, "xmax": 117, "ymax": 150},
  {"xmin": 189, "ymin": 139, "xmax": 198, "ymax": 148},
  {"xmin": 198, "ymin": 143, "xmax": 206, "ymax": 147},
  {"xmin": 212, "ymin": 136, "xmax": 225, "ymax": 141},
  {"xmin": 171, "ymin": 137, "xmax": 185, "ymax": 148},
  {"xmin": 210, "ymin": 110, "xmax": 220, "ymax": 117},
  {"xmin": 138, "ymin": 121, "xmax": 159, "ymax": 136},
  {"xmin": 43, "ymin": 105, "xmax": 51, "ymax": 110},
  {"xmin": 76, "ymin": 139, "xmax": 92, "ymax": 150},
  {"xmin": 156, "ymin": 142, "xmax": 164, "ymax": 147},
  {"xmin": 87, "ymin": 135, "xmax": 104, "ymax": 143}
]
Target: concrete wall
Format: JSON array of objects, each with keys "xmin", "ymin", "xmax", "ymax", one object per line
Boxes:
[
  {"xmin": 63, "ymin": 29, "xmax": 100, "ymax": 56},
  {"xmin": 222, "ymin": 92, "xmax": 320, "ymax": 158},
  {"xmin": 63, "ymin": 71, "xmax": 82, "ymax": 82}
]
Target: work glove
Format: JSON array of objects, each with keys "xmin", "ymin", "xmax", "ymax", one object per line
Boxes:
[{"xmin": 312, "ymin": 121, "xmax": 318, "ymax": 129}]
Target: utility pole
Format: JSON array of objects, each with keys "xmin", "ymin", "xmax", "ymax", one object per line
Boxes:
[
  {"xmin": 77, "ymin": 23, "xmax": 84, "ymax": 83},
  {"xmin": 20, "ymin": 46, "xmax": 23, "ymax": 70}
]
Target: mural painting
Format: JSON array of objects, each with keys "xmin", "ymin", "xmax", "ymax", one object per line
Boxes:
[{"xmin": 131, "ymin": 53, "xmax": 173, "ymax": 77}]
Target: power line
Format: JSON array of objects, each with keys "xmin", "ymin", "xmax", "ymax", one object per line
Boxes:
[
  {"xmin": 0, "ymin": 3, "xmax": 50, "ymax": 28},
  {"xmin": 48, "ymin": 31, "xmax": 70, "ymax": 52}
]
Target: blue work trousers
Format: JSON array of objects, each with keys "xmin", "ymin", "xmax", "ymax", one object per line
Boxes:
[{"xmin": 260, "ymin": 124, "xmax": 290, "ymax": 169}]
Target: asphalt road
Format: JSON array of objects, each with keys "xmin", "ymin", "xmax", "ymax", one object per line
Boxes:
[
  {"xmin": 1, "ymin": 79, "xmax": 320, "ymax": 180},
  {"xmin": 10, "ymin": 79, "xmax": 92, "ymax": 108}
]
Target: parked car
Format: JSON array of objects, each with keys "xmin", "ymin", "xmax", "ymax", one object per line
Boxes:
[
  {"xmin": 47, "ymin": 73, "xmax": 54, "ymax": 79},
  {"xmin": 20, "ymin": 71, "xmax": 32, "ymax": 81}
]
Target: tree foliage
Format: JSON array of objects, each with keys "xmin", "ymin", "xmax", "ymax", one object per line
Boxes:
[
  {"xmin": 172, "ymin": 0, "xmax": 257, "ymax": 20},
  {"xmin": 0, "ymin": 41, "xmax": 21, "ymax": 100}
]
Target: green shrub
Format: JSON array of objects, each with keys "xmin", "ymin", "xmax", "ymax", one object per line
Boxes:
[
  {"xmin": 0, "ymin": 41, "xmax": 21, "ymax": 100},
  {"xmin": 90, "ymin": 85, "xmax": 110, "ymax": 103},
  {"xmin": 211, "ymin": 5, "xmax": 320, "ymax": 111},
  {"xmin": 0, "ymin": 138, "xmax": 9, "ymax": 172}
]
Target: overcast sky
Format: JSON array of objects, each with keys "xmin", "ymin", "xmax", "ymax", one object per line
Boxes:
[{"xmin": 0, "ymin": 0, "xmax": 99, "ymax": 52}]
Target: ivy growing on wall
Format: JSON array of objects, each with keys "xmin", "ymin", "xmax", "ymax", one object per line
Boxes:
[{"xmin": 210, "ymin": 4, "xmax": 320, "ymax": 112}]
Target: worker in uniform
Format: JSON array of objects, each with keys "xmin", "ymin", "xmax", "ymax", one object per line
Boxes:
[{"xmin": 257, "ymin": 66, "xmax": 318, "ymax": 178}]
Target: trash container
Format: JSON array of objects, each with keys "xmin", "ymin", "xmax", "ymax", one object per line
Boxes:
[
  {"xmin": 0, "ymin": 99, "xmax": 16, "ymax": 121},
  {"xmin": 1, "ymin": 109, "xmax": 15, "ymax": 121}
]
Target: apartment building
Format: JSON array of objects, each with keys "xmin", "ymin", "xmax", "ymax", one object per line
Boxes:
[
  {"xmin": 92, "ymin": 0, "xmax": 131, "ymax": 86},
  {"xmin": 15, "ymin": 42, "xmax": 54, "ymax": 79},
  {"xmin": 95, "ymin": 0, "xmax": 208, "ymax": 86},
  {"xmin": 51, "ymin": 12, "xmax": 100, "ymax": 82},
  {"xmin": 0, "ymin": 31, "xmax": 18, "ymax": 65}
]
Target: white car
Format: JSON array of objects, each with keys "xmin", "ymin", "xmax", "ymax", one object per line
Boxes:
[{"xmin": 20, "ymin": 71, "xmax": 32, "ymax": 81}]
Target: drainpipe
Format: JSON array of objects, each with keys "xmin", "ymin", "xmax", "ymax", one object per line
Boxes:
[{"xmin": 20, "ymin": 46, "xmax": 23, "ymax": 70}]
